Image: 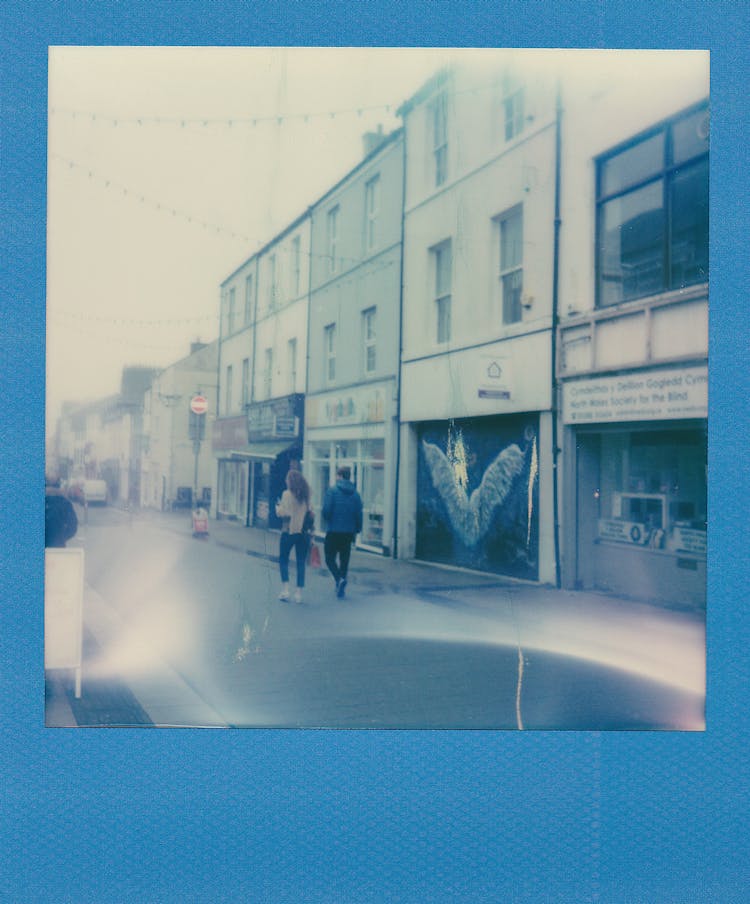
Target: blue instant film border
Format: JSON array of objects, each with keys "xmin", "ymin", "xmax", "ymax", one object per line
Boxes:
[{"xmin": 1, "ymin": 3, "xmax": 747, "ymax": 901}]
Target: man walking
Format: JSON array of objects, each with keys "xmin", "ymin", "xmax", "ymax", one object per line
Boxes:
[{"xmin": 322, "ymin": 465, "xmax": 363, "ymax": 599}]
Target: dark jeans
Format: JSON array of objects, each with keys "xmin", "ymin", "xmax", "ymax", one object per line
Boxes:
[
  {"xmin": 324, "ymin": 532, "xmax": 354, "ymax": 583},
  {"xmin": 279, "ymin": 532, "xmax": 309, "ymax": 587}
]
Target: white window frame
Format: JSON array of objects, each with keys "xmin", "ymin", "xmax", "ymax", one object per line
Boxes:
[
  {"xmin": 432, "ymin": 240, "xmax": 452, "ymax": 344},
  {"xmin": 498, "ymin": 206, "xmax": 524, "ymax": 324},
  {"xmin": 263, "ymin": 348, "xmax": 273, "ymax": 399},
  {"xmin": 362, "ymin": 307, "xmax": 376, "ymax": 374},
  {"xmin": 228, "ymin": 287, "xmax": 236, "ymax": 335},
  {"xmin": 241, "ymin": 357, "xmax": 250, "ymax": 408},
  {"xmin": 324, "ymin": 323, "xmax": 336, "ymax": 384},
  {"xmin": 327, "ymin": 206, "xmax": 339, "ymax": 275},
  {"xmin": 430, "ymin": 93, "xmax": 448, "ymax": 187},
  {"xmin": 225, "ymin": 364, "xmax": 233, "ymax": 414},
  {"xmin": 291, "ymin": 235, "xmax": 301, "ymax": 298},
  {"xmin": 268, "ymin": 254, "xmax": 277, "ymax": 309},
  {"xmin": 244, "ymin": 274, "xmax": 253, "ymax": 325},
  {"xmin": 502, "ymin": 70, "xmax": 525, "ymax": 142},
  {"xmin": 364, "ymin": 176, "xmax": 380, "ymax": 253},
  {"xmin": 287, "ymin": 337, "xmax": 298, "ymax": 392}
]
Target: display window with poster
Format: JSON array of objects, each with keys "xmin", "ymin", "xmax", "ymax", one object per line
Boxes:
[{"xmin": 595, "ymin": 426, "xmax": 706, "ymax": 555}]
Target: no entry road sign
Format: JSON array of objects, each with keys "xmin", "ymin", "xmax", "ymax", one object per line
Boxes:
[{"xmin": 190, "ymin": 395, "xmax": 208, "ymax": 415}]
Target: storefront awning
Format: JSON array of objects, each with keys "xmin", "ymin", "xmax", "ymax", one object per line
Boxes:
[{"xmin": 228, "ymin": 441, "xmax": 298, "ymax": 462}]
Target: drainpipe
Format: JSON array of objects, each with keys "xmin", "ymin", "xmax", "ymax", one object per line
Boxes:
[
  {"xmin": 392, "ymin": 128, "xmax": 407, "ymax": 559},
  {"xmin": 303, "ymin": 208, "xmax": 314, "ymax": 477},
  {"xmin": 215, "ymin": 295, "xmax": 224, "ymax": 520},
  {"xmin": 550, "ymin": 80, "xmax": 563, "ymax": 589},
  {"xmin": 244, "ymin": 257, "xmax": 261, "ymax": 527}
]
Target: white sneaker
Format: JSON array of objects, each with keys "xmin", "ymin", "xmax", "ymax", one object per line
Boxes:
[
  {"xmin": 278, "ymin": 585, "xmax": 290, "ymax": 601},
  {"xmin": 293, "ymin": 589, "xmax": 303, "ymax": 604}
]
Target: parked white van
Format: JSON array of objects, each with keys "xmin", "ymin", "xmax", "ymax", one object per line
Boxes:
[{"xmin": 83, "ymin": 479, "xmax": 107, "ymax": 504}]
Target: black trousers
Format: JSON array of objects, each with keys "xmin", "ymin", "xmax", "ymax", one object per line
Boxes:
[{"xmin": 324, "ymin": 532, "xmax": 354, "ymax": 582}]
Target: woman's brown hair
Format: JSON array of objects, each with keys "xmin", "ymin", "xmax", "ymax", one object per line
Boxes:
[{"xmin": 286, "ymin": 468, "xmax": 311, "ymax": 505}]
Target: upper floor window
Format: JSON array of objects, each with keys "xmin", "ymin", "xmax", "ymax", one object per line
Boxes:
[
  {"xmin": 430, "ymin": 93, "xmax": 448, "ymax": 187},
  {"xmin": 267, "ymin": 254, "xmax": 277, "ymax": 309},
  {"xmin": 501, "ymin": 70, "xmax": 525, "ymax": 142},
  {"xmin": 227, "ymin": 287, "xmax": 236, "ymax": 335},
  {"xmin": 498, "ymin": 206, "xmax": 523, "ymax": 324},
  {"xmin": 324, "ymin": 323, "xmax": 336, "ymax": 383},
  {"xmin": 327, "ymin": 206, "xmax": 339, "ymax": 275},
  {"xmin": 225, "ymin": 364, "xmax": 233, "ymax": 414},
  {"xmin": 287, "ymin": 337, "xmax": 298, "ymax": 391},
  {"xmin": 364, "ymin": 176, "xmax": 380, "ymax": 252},
  {"xmin": 244, "ymin": 274, "xmax": 253, "ymax": 325},
  {"xmin": 432, "ymin": 240, "xmax": 452, "ymax": 344},
  {"xmin": 596, "ymin": 102, "xmax": 709, "ymax": 308},
  {"xmin": 263, "ymin": 348, "xmax": 273, "ymax": 399},
  {"xmin": 241, "ymin": 358, "xmax": 250, "ymax": 408},
  {"xmin": 291, "ymin": 236, "xmax": 302, "ymax": 297},
  {"xmin": 362, "ymin": 307, "xmax": 377, "ymax": 374}
]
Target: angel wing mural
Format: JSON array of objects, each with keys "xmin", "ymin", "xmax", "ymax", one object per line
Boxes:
[{"xmin": 421, "ymin": 438, "xmax": 526, "ymax": 547}]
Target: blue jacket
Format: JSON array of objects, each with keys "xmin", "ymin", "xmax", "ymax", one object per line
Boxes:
[{"xmin": 322, "ymin": 479, "xmax": 363, "ymax": 534}]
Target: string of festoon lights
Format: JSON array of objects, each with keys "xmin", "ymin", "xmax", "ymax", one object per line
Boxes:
[
  {"xmin": 48, "ymin": 315, "xmax": 211, "ymax": 351},
  {"xmin": 49, "ymin": 100, "xmax": 396, "ymax": 128},
  {"xmin": 52, "ymin": 308, "xmax": 217, "ymax": 327},
  {"xmin": 50, "ymin": 152, "xmax": 255, "ymax": 244},
  {"xmin": 50, "ymin": 151, "xmax": 401, "ymax": 269}
]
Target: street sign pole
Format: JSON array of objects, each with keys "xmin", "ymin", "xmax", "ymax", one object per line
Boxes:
[{"xmin": 189, "ymin": 393, "xmax": 208, "ymax": 508}]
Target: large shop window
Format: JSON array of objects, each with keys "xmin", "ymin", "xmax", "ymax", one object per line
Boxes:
[
  {"xmin": 596, "ymin": 103, "xmax": 709, "ymax": 308},
  {"xmin": 309, "ymin": 438, "xmax": 385, "ymax": 548},
  {"xmin": 597, "ymin": 428, "xmax": 706, "ymax": 556}
]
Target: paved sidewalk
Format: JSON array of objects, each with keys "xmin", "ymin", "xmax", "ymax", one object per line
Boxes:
[{"xmin": 146, "ymin": 507, "xmax": 705, "ymax": 617}]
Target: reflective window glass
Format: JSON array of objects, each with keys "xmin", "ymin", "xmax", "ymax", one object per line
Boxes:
[
  {"xmin": 670, "ymin": 157, "xmax": 709, "ymax": 288},
  {"xmin": 599, "ymin": 181, "xmax": 665, "ymax": 306},
  {"xmin": 601, "ymin": 132, "xmax": 664, "ymax": 197}
]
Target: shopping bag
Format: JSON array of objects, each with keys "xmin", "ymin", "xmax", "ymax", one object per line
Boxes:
[{"xmin": 309, "ymin": 541, "xmax": 321, "ymax": 569}]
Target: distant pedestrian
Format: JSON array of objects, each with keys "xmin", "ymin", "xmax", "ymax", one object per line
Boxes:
[
  {"xmin": 322, "ymin": 465, "xmax": 363, "ymax": 599},
  {"xmin": 275, "ymin": 469, "xmax": 313, "ymax": 603},
  {"xmin": 45, "ymin": 475, "xmax": 78, "ymax": 548}
]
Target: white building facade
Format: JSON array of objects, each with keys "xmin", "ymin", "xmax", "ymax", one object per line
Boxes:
[
  {"xmin": 304, "ymin": 128, "xmax": 404, "ymax": 553},
  {"xmin": 140, "ymin": 342, "xmax": 218, "ymax": 511},
  {"xmin": 213, "ymin": 213, "xmax": 311, "ymax": 525},
  {"xmin": 396, "ymin": 60, "xmax": 560, "ymax": 582},
  {"xmin": 556, "ymin": 52, "xmax": 709, "ymax": 606}
]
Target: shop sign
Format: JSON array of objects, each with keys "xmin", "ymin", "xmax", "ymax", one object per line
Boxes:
[
  {"xmin": 478, "ymin": 355, "xmax": 512, "ymax": 400},
  {"xmin": 247, "ymin": 395, "xmax": 303, "ymax": 440},
  {"xmin": 212, "ymin": 415, "xmax": 248, "ymax": 451},
  {"xmin": 670, "ymin": 526, "xmax": 707, "ymax": 556},
  {"xmin": 563, "ymin": 365, "xmax": 707, "ymax": 424},
  {"xmin": 307, "ymin": 387, "xmax": 385, "ymax": 428},
  {"xmin": 598, "ymin": 519, "xmax": 654, "ymax": 545}
]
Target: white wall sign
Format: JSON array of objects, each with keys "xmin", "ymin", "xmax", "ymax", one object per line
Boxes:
[
  {"xmin": 45, "ymin": 548, "xmax": 84, "ymax": 698},
  {"xmin": 478, "ymin": 355, "xmax": 512, "ymax": 400},
  {"xmin": 307, "ymin": 386, "xmax": 385, "ymax": 428},
  {"xmin": 563, "ymin": 365, "xmax": 707, "ymax": 424}
]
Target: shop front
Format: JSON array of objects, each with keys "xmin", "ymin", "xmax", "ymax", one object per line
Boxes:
[
  {"xmin": 212, "ymin": 415, "xmax": 249, "ymax": 521},
  {"xmin": 415, "ymin": 413, "xmax": 540, "ymax": 580},
  {"xmin": 562, "ymin": 364, "xmax": 707, "ymax": 606},
  {"xmin": 304, "ymin": 381, "xmax": 394, "ymax": 553},
  {"xmin": 244, "ymin": 394, "xmax": 304, "ymax": 530}
]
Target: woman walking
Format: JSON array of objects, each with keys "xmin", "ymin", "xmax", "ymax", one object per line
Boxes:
[{"xmin": 275, "ymin": 469, "xmax": 313, "ymax": 603}]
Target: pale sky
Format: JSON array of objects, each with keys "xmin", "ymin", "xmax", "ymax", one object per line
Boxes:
[{"xmin": 46, "ymin": 46, "xmax": 463, "ymax": 434}]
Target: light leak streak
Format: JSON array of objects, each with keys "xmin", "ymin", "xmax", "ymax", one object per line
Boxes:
[
  {"xmin": 515, "ymin": 646, "xmax": 525, "ymax": 730},
  {"xmin": 527, "ymin": 434, "xmax": 538, "ymax": 549}
]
